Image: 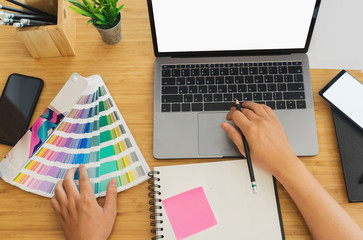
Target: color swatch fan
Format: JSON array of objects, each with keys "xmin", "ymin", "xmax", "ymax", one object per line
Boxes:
[{"xmin": 0, "ymin": 74, "xmax": 150, "ymax": 198}]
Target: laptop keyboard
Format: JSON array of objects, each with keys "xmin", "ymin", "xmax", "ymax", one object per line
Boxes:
[{"xmin": 161, "ymin": 61, "xmax": 306, "ymax": 112}]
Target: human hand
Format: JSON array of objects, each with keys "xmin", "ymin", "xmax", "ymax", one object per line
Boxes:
[
  {"xmin": 221, "ymin": 102, "xmax": 299, "ymax": 177},
  {"xmin": 51, "ymin": 164, "xmax": 118, "ymax": 240}
]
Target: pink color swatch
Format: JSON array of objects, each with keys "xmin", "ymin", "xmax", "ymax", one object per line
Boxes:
[{"xmin": 162, "ymin": 187, "xmax": 217, "ymax": 240}]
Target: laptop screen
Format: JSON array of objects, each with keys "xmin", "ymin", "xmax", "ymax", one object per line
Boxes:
[{"xmin": 148, "ymin": 0, "xmax": 319, "ymax": 56}]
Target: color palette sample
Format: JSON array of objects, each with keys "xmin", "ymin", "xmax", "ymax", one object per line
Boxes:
[{"xmin": 8, "ymin": 75, "xmax": 150, "ymax": 198}]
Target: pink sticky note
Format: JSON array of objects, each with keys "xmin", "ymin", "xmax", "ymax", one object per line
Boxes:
[{"xmin": 162, "ymin": 187, "xmax": 217, "ymax": 240}]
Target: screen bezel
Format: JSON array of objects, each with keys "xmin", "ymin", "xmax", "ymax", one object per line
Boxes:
[
  {"xmin": 0, "ymin": 73, "xmax": 44, "ymax": 146},
  {"xmin": 147, "ymin": 0, "xmax": 321, "ymax": 58},
  {"xmin": 319, "ymin": 70, "xmax": 363, "ymax": 131}
]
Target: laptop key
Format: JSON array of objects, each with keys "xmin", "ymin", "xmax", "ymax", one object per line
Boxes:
[
  {"xmin": 179, "ymin": 86, "xmax": 188, "ymax": 94},
  {"xmin": 172, "ymin": 69, "xmax": 180, "ymax": 77},
  {"xmin": 274, "ymin": 75, "xmax": 283, "ymax": 82},
  {"xmin": 284, "ymin": 92, "xmax": 305, "ymax": 100},
  {"xmin": 162, "ymin": 78, "xmax": 175, "ymax": 85},
  {"xmin": 176, "ymin": 78, "xmax": 185, "ymax": 85},
  {"xmin": 162, "ymin": 86, "xmax": 178, "ymax": 94},
  {"xmin": 266, "ymin": 101, "xmax": 276, "ymax": 109},
  {"xmin": 288, "ymin": 66, "xmax": 303, "ymax": 73},
  {"xmin": 287, "ymin": 101, "xmax": 296, "ymax": 109},
  {"xmin": 255, "ymin": 76, "xmax": 264, "ymax": 83},
  {"xmin": 276, "ymin": 101, "xmax": 286, "ymax": 109},
  {"xmin": 181, "ymin": 69, "xmax": 190, "ymax": 76},
  {"xmin": 238, "ymin": 84, "xmax": 247, "ymax": 92},
  {"xmin": 162, "ymin": 69, "xmax": 171, "ymax": 77},
  {"xmin": 182, "ymin": 103, "xmax": 191, "ymax": 112},
  {"xmin": 294, "ymin": 74, "xmax": 304, "ymax": 82},
  {"xmin": 214, "ymin": 94, "xmax": 223, "ymax": 101},
  {"xmin": 243, "ymin": 93, "xmax": 253, "ymax": 101},
  {"xmin": 206, "ymin": 77, "xmax": 215, "ymax": 84},
  {"xmin": 233, "ymin": 93, "xmax": 243, "ymax": 101},
  {"xmin": 172, "ymin": 104, "xmax": 180, "ymax": 112},
  {"xmin": 186, "ymin": 77, "xmax": 195, "ymax": 85},
  {"xmin": 223, "ymin": 94, "xmax": 233, "ymax": 101},
  {"xmin": 189, "ymin": 86, "xmax": 197, "ymax": 93},
  {"xmin": 184, "ymin": 94, "xmax": 193, "ymax": 102},
  {"xmin": 218, "ymin": 85, "xmax": 227, "ymax": 93},
  {"xmin": 162, "ymin": 65, "xmax": 175, "ymax": 69},
  {"xmin": 268, "ymin": 84, "xmax": 277, "ymax": 91},
  {"xmin": 253, "ymin": 93, "xmax": 263, "ymax": 101},
  {"xmin": 248, "ymin": 84, "xmax": 257, "ymax": 92},
  {"xmin": 268, "ymin": 67, "xmax": 278, "ymax": 74},
  {"xmin": 287, "ymin": 83, "xmax": 304, "ymax": 91},
  {"xmin": 161, "ymin": 104, "xmax": 170, "ymax": 112},
  {"xmin": 208, "ymin": 85, "xmax": 217, "ymax": 93},
  {"xmin": 258, "ymin": 84, "xmax": 267, "ymax": 92},
  {"xmin": 297, "ymin": 100, "xmax": 306, "ymax": 109},
  {"xmin": 245, "ymin": 76, "xmax": 254, "ymax": 83},
  {"xmin": 273, "ymin": 92, "xmax": 283, "ymax": 100},
  {"xmin": 191, "ymin": 69, "xmax": 200, "ymax": 76},
  {"xmin": 220, "ymin": 68, "xmax": 229, "ymax": 75},
  {"xmin": 199, "ymin": 86, "xmax": 207, "ymax": 93},
  {"xmin": 235, "ymin": 76, "xmax": 244, "ymax": 84},
  {"xmin": 210, "ymin": 68, "xmax": 219, "ymax": 75},
  {"xmin": 194, "ymin": 94, "xmax": 203, "ymax": 102},
  {"xmin": 204, "ymin": 102, "xmax": 235, "ymax": 111},
  {"xmin": 204, "ymin": 94, "xmax": 213, "ymax": 102},
  {"xmin": 192, "ymin": 103, "xmax": 203, "ymax": 111},
  {"xmin": 228, "ymin": 85, "xmax": 237, "ymax": 92},
  {"xmin": 259, "ymin": 67, "xmax": 268, "ymax": 74},
  {"xmin": 201, "ymin": 68, "xmax": 210, "ymax": 76},
  {"xmin": 278, "ymin": 66, "xmax": 288, "ymax": 74},
  {"xmin": 162, "ymin": 95, "xmax": 183, "ymax": 103},
  {"xmin": 230, "ymin": 68, "xmax": 239, "ymax": 75},
  {"xmin": 284, "ymin": 75, "xmax": 293, "ymax": 82},
  {"xmin": 263, "ymin": 92, "xmax": 273, "ymax": 100},
  {"xmin": 277, "ymin": 83, "xmax": 286, "ymax": 91},
  {"xmin": 196, "ymin": 77, "xmax": 205, "ymax": 84},
  {"xmin": 249, "ymin": 67, "xmax": 258, "ymax": 75},
  {"xmin": 216, "ymin": 77, "xmax": 225, "ymax": 84},
  {"xmin": 264, "ymin": 75, "xmax": 273, "ymax": 83},
  {"xmin": 239, "ymin": 67, "xmax": 249, "ymax": 75},
  {"xmin": 225, "ymin": 76, "xmax": 234, "ymax": 84}
]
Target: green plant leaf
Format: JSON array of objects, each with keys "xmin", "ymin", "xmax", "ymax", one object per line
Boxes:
[
  {"xmin": 86, "ymin": 19, "xmax": 93, "ymax": 25},
  {"xmin": 94, "ymin": 13, "xmax": 107, "ymax": 22},
  {"xmin": 116, "ymin": 5, "xmax": 124, "ymax": 15},
  {"xmin": 69, "ymin": 5, "xmax": 93, "ymax": 17},
  {"xmin": 95, "ymin": 20, "xmax": 107, "ymax": 25},
  {"xmin": 67, "ymin": 0, "xmax": 92, "ymax": 14}
]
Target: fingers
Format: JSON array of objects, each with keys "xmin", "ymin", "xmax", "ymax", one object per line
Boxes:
[
  {"xmin": 242, "ymin": 102, "xmax": 268, "ymax": 117},
  {"xmin": 50, "ymin": 196, "xmax": 61, "ymax": 214},
  {"xmin": 221, "ymin": 123, "xmax": 245, "ymax": 155},
  {"xmin": 63, "ymin": 167, "xmax": 80, "ymax": 198},
  {"xmin": 103, "ymin": 178, "xmax": 118, "ymax": 217},
  {"xmin": 78, "ymin": 164, "xmax": 94, "ymax": 195},
  {"xmin": 54, "ymin": 180, "xmax": 68, "ymax": 206}
]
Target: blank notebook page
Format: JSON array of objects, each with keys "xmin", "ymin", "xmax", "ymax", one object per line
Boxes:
[{"xmin": 154, "ymin": 160, "xmax": 284, "ymax": 240}]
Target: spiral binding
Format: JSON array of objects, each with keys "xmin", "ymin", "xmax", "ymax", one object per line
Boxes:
[{"xmin": 148, "ymin": 171, "xmax": 164, "ymax": 240}]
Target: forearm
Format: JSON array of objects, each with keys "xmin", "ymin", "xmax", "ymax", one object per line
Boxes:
[{"xmin": 275, "ymin": 157, "xmax": 363, "ymax": 240}]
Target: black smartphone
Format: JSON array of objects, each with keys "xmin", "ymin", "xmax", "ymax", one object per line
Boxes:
[
  {"xmin": 319, "ymin": 70, "xmax": 363, "ymax": 131},
  {"xmin": 0, "ymin": 73, "xmax": 44, "ymax": 146}
]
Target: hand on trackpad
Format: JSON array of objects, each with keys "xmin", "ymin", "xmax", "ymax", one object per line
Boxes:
[{"xmin": 198, "ymin": 113, "xmax": 241, "ymax": 157}]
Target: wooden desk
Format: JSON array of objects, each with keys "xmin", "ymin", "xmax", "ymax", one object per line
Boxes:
[{"xmin": 0, "ymin": 0, "xmax": 363, "ymax": 239}]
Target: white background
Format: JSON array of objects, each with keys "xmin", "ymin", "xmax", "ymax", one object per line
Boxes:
[{"xmin": 151, "ymin": 0, "xmax": 317, "ymax": 52}]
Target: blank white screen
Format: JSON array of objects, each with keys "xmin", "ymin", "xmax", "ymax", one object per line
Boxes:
[
  {"xmin": 323, "ymin": 72, "xmax": 363, "ymax": 129},
  {"xmin": 151, "ymin": 0, "xmax": 317, "ymax": 53}
]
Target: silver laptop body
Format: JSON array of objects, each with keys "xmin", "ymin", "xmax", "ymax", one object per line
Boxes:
[{"xmin": 148, "ymin": 0, "xmax": 321, "ymax": 159}]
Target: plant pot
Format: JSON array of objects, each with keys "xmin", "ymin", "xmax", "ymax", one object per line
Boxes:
[{"xmin": 93, "ymin": 13, "xmax": 122, "ymax": 45}]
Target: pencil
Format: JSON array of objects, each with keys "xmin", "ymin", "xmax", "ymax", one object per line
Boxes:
[
  {"xmin": 235, "ymin": 99, "xmax": 257, "ymax": 193},
  {"xmin": 0, "ymin": 4, "xmax": 36, "ymax": 15},
  {"xmin": 5, "ymin": 0, "xmax": 56, "ymax": 17}
]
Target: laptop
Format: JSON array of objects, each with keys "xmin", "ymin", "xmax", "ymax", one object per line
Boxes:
[{"xmin": 148, "ymin": 0, "xmax": 321, "ymax": 159}]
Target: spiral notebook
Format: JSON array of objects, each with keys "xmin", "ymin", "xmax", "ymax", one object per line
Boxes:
[{"xmin": 148, "ymin": 160, "xmax": 284, "ymax": 240}]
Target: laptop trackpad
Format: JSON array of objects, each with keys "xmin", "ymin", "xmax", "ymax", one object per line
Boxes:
[{"xmin": 198, "ymin": 113, "xmax": 241, "ymax": 156}]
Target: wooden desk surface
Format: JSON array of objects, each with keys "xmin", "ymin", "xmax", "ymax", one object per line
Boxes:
[{"xmin": 0, "ymin": 0, "xmax": 363, "ymax": 239}]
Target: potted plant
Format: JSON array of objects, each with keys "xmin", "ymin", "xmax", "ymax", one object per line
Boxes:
[{"xmin": 67, "ymin": 0, "xmax": 124, "ymax": 45}]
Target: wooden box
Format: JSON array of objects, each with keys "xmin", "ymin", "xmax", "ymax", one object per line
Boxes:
[{"xmin": 16, "ymin": 0, "xmax": 76, "ymax": 58}]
